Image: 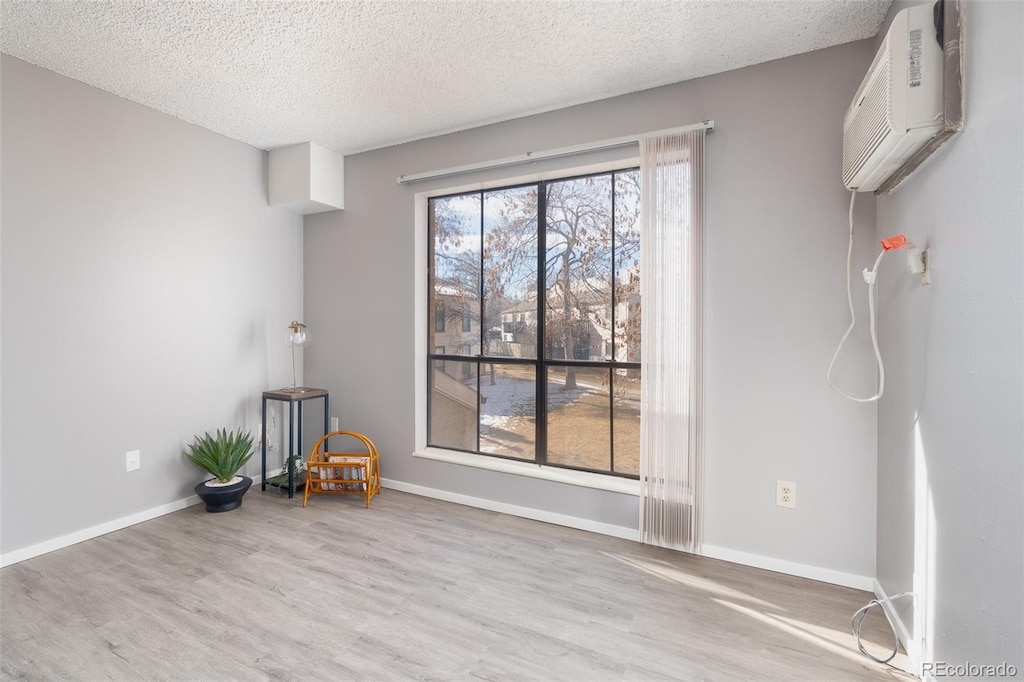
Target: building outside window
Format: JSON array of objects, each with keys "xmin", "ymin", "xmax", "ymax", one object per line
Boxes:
[{"xmin": 434, "ymin": 301, "xmax": 445, "ymax": 332}]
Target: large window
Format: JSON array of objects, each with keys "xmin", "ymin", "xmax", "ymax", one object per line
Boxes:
[{"xmin": 428, "ymin": 169, "xmax": 641, "ymax": 478}]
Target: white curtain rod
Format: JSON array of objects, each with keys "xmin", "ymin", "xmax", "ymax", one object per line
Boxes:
[{"xmin": 396, "ymin": 119, "xmax": 714, "ymax": 185}]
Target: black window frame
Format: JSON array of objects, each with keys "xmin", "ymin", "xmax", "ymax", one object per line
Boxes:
[{"xmin": 427, "ymin": 168, "xmax": 641, "ymax": 480}]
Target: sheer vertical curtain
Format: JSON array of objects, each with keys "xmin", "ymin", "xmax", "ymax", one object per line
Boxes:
[{"xmin": 639, "ymin": 130, "xmax": 705, "ymax": 553}]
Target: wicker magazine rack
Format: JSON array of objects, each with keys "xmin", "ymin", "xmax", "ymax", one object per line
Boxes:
[{"xmin": 302, "ymin": 431, "xmax": 381, "ymax": 508}]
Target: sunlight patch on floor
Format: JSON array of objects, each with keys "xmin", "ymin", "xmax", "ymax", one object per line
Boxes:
[{"xmin": 605, "ymin": 552, "xmax": 782, "ymax": 611}]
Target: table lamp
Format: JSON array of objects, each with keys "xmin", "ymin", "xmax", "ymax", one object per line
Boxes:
[{"xmin": 288, "ymin": 321, "xmax": 308, "ymax": 392}]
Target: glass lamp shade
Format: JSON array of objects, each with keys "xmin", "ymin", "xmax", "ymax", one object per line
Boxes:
[{"xmin": 287, "ymin": 321, "xmax": 309, "ymax": 348}]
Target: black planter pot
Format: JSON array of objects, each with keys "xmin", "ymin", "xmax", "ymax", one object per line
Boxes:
[{"xmin": 194, "ymin": 476, "xmax": 253, "ymax": 513}]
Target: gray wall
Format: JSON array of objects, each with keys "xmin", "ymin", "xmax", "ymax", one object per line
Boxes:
[
  {"xmin": 305, "ymin": 40, "xmax": 881, "ymax": 578},
  {"xmin": 0, "ymin": 56, "xmax": 304, "ymax": 555},
  {"xmin": 874, "ymin": 0, "xmax": 1024, "ymax": 670}
]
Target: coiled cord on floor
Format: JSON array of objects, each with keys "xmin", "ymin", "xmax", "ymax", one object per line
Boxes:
[{"xmin": 851, "ymin": 592, "xmax": 913, "ymax": 664}]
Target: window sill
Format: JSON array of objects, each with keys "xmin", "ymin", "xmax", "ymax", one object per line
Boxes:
[{"xmin": 412, "ymin": 447, "xmax": 640, "ymax": 496}]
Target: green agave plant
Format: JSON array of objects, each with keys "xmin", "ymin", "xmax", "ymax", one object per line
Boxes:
[{"xmin": 185, "ymin": 428, "xmax": 255, "ymax": 483}]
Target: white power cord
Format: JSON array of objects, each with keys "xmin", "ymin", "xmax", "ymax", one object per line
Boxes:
[
  {"xmin": 827, "ymin": 190, "xmax": 889, "ymax": 403},
  {"xmin": 851, "ymin": 591, "xmax": 914, "ymax": 664}
]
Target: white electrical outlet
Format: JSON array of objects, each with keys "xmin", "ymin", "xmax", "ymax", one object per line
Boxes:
[
  {"xmin": 776, "ymin": 480, "xmax": 796, "ymax": 508},
  {"xmin": 330, "ymin": 417, "xmax": 339, "ymax": 431},
  {"xmin": 257, "ymin": 423, "xmax": 277, "ymax": 451},
  {"xmin": 126, "ymin": 450, "xmax": 141, "ymax": 472}
]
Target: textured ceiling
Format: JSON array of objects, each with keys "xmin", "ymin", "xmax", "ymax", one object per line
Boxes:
[{"xmin": 0, "ymin": 1, "xmax": 891, "ymax": 155}]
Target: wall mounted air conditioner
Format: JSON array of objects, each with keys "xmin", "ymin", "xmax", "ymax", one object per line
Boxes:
[{"xmin": 842, "ymin": 1, "xmax": 945, "ymax": 192}]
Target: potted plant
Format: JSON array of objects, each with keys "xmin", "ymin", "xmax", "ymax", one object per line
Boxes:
[
  {"xmin": 266, "ymin": 452, "xmax": 306, "ymax": 495},
  {"xmin": 185, "ymin": 428, "xmax": 255, "ymax": 513}
]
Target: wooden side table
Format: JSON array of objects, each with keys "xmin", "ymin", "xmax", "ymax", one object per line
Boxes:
[{"xmin": 261, "ymin": 388, "xmax": 329, "ymax": 498}]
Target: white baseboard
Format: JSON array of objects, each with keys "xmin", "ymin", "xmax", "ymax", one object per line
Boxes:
[
  {"xmin": 874, "ymin": 578, "xmax": 917, "ymax": 671},
  {"xmin": 700, "ymin": 544, "xmax": 874, "ymax": 591},
  {"xmin": 382, "ymin": 479, "xmax": 877, "ymax": 591},
  {"xmin": 381, "ymin": 477, "xmax": 641, "ymax": 542},
  {"xmin": 1, "ymin": 494, "xmax": 201, "ymax": 567},
  {"xmin": 0, "ymin": 471, "xmax": 274, "ymax": 568}
]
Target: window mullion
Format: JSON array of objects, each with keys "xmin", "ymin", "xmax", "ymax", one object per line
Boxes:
[
  {"xmin": 610, "ymin": 172, "xmax": 617, "ymax": 474},
  {"xmin": 611, "ymin": 171, "xmax": 617, "ymax": 363},
  {"xmin": 478, "ymin": 191, "xmax": 484, "ymax": 453},
  {"xmin": 478, "ymin": 191, "xmax": 485, "ymax": 358},
  {"xmin": 536, "ymin": 182, "xmax": 547, "ymax": 467},
  {"xmin": 609, "ymin": 366, "xmax": 615, "ymax": 474},
  {"xmin": 476, "ymin": 360, "xmax": 481, "ymax": 453}
]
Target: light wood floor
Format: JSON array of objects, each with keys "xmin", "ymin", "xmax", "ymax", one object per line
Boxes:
[{"xmin": 2, "ymin": 489, "xmax": 911, "ymax": 681}]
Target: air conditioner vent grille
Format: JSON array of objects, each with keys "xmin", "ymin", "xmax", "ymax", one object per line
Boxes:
[{"xmin": 843, "ymin": 44, "xmax": 895, "ymax": 188}]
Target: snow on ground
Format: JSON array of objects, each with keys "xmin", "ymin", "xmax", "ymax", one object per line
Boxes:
[
  {"xmin": 474, "ymin": 374, "xmax": 598, "ymax": 454},
  {"xmin": 478, "ymin": 374, "xmax": 595, "ymax": 428}
]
